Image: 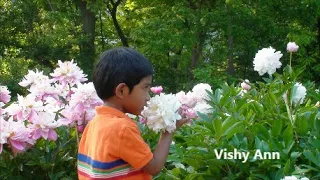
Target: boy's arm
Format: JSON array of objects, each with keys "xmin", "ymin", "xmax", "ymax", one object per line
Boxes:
[
  {"xmin": 142, "ymin": 119, "xmax": 190, "ymax": 176},
  {"xmin": 142, "ymin": 131, "xmax": 173, "ymax": 176}
]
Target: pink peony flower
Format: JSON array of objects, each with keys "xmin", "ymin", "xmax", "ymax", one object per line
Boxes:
[
  {"xmin": 5, "ymin": 94, "xmax": 43, "ymax": 122},
  {"xmin": 0, "ymin": 102, "xmax": 4, "ymax": 115},
  {"xmin": 50, "ymin": 60, "xmax": 87, "ymax": 87},
  {"xmin": 185, "ymin": 109, "xmax": 197, "ymax": 119},
  {"xmin": 29, "ymin": 111, "xmax": 60, "ymax": 141},
  {"xmin": 19, "ymin": 69, "xmax": 51, "ymax": 88},
  {"xmin": 176, "ymin": 91, "xmax": 197, "ymax": 108},
  {"xmin": 0, "ymin": 117, "xmax": 34, "ymax": 155},
  {"xmin": 58, "ymin": 82, "xmax": 103, "ymax": 127},
  {"xmin": 150, "ymin": 86, "xmax": 163, "ymax": 94},
  {"xmin": 57, "ymin": 107, "xmax": 82, "ymax": 126},
  {"xmin": 287, "ymin": 42, "xmax": 299, "ymax": 52},
  {"xmin": 0, "ymin": 86, "xmax": 11, "ymax": 104},
  {"xmin": 69, "ymin": 83, "xmax": 103, "ymax": 111}
]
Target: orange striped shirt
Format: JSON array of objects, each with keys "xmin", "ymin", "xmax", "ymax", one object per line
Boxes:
[{"xmin": 78, "ymin": 106, "xmax": 153, "ymax": 180}]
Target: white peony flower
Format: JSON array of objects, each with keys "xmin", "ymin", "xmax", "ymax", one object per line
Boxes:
[
  {"xmin": 292, "ymin": 82, "xmax": 307, "ymax": 105},
  {"xmin": 126, "ymin": 113, "xmax": 137, "ymax": 119},
  {"xmin": 281, "ymin": 176, "xmax": 298, "ymax": 180},
  {"xmin": 186, "ymin": 166, "xmax": 195, "ymax": 173},
  {"xmin": 172, "ymin": 162, "xmax": 186, "ymax": 170},
  {"xmin": 287, "ymin": 42, "xmax": 299, "ymax": 52},
  {"xmin": 300, "ymin": 178, "xmax": 309, "ymax": 180},
  {"xmin": 193, "ymin": 102, "xmax": 212, "ymax": 115},
  {"xmin": 253, "ymin": 47, "xmax": 283, "ymax": 76},
  {"xmin": 192, "ymin": 83, "xmax": 212, "ymax": 102},
  {"xmin": 141, "ymin": 93, "xmax": 181, "ymax": 133}
]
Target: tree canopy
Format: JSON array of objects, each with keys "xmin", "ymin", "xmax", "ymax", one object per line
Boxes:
[{"xmin": 1, "ymin": 0, "xmax": 319, "ymax": 95}]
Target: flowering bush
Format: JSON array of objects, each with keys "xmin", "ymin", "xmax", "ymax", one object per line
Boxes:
[
  {"xmin": 1, "ymin": 42, "xmax": 319, "ymax": 179},
  {"xmin": 0, "ymin": 60, "xmax": 102, "ymax": 179},
  {"xmin": 150, "ymin": 42, "xmax": 319, "ymax": 179}
]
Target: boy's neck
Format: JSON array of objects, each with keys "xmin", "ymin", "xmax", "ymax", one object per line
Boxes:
[{"xmin": 103, "ymin": 100, "xmax": 125, "ymax": 113}]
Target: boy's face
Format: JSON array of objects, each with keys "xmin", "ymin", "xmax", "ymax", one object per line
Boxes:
[{"xmin": 123, "ymin": 76, "xmax": 152, "ymax": 115}]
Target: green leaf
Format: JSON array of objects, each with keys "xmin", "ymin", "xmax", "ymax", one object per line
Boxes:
[
  {"xmin": 255, "ymin": 136, "xmax": 262, "ymax": 149},
  {"xmin": 271, "ymin": 119, "xmax": 282, "ymax": 137},
  {"xmin": 314, "ymin": 113, "xmax": 320, "ymax": 132},
  {"xmin": 213, "ymin": 118, "xmax": 222, "ymax": 139},
  {"xmin": 167, "ymin": 155, "xmax": 181, "ymax": 163},
  {"xmin": 295, "ymin": 115, "xmax": 308, "ymax": 135},
  {"xmin": 262, "ymin": 77, "xmax": 271, "ymax": 83},
  {"xmin": 222, "ymin": 122, "xmax": 244, "ymax": 139},
  {"xmin": 253, "ymin": 101, "xmax": 264, "ymax": 114},
  {"xmin": 197, "ymin": 112, "xmax": 211, "ymax": 122},
  {"xmin": 283, "ymin": 159, "xmax": 291, "ymax": 175},
  {"xmin": 213, "ymin": 89, "xmax": 222, "ymax": 105},
  {"xmin": 303, "ymin": 150, "xmax": 320, "ymax": 168},
  {"xmin": 222, "ymin": 117, "xmax": 236, "ymax": 132},
  {"xmin": 311, "ymin": 139, "xmax": 320, "ymax": 148},
  {"xmin": 283, "ymin": 125, "xmax": 293, "ymax": 147},
  {"xmin": 274, "ymin": 168, "xmax": 284, "ymax": 180},
  {"xmin": 254, "ymin": 124, "xmax": 270, "ymax": 141}
]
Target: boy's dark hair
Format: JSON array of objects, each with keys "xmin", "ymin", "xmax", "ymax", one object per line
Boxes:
[{"xmin": 93, "ymin": 47, "xmax": 153, "ymax": 100}]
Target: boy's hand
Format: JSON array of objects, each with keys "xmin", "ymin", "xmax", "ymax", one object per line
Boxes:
[
  {"xmin": 176, "ymin": 118, "xmax": 192, "ymax": 130},
  {"xmin": 143, "ymin": 118, "xmax": 192, "ymax": 176}
]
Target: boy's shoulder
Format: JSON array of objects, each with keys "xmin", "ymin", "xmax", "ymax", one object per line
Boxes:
[{"xmin": 90, "ymin": 113, "xmax": 138, "ymax": 134}]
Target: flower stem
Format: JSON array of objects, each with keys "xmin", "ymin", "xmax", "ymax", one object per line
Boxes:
[
  {"xmin": 284, "ymin": 92, "xmax": 294, "ymax": 126},
  {"xmin": 289, "ymin": 52, "xmax": 292, "ymax": 68},
  {"xmin": 75, "ymin": 126, "xmax": 79, "ymax": 147},
  {"xmin": 284, "ymin": 91, "xmax": 299, "ymax": 143}
]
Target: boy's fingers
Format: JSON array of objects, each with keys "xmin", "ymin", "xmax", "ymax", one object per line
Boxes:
[{"xmin": 177, "ymin": 118, "xmax": 192, "ymax": 125}]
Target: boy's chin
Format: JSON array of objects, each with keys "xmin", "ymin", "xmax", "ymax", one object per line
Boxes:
[{"xmin": 128, "ymin": 111, "xmax": 141, "ymax": 116}]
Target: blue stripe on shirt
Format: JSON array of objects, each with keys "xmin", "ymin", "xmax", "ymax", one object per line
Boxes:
[{"xmin": 78, "ymin": 153, "xmax": 127, "ymax": 170}]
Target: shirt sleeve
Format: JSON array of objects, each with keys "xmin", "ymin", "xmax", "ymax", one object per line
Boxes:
[{"xmin": 119, "ymin": 126, "xmax": 153, "ymax": 169}]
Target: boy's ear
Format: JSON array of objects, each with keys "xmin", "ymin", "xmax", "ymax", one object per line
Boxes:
[{"xmin": 115, "ymin": 83, "xmax": 129, "ymax": 99}]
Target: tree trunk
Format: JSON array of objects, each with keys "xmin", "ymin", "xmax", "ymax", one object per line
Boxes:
[
  {"xmin": 107, "ymin": 0, "xmax": 129, "ymax": 47},
  {"xmin": 77, "ymin": 0, "xmax": 96, "ymax": 77},
  {"xmin": 191, "ymin": 31, "xmax": 206, "ymax": 69},
  {"xmin": 226, "ymin": 3, "xmax": 236, "ymax": 76},
  {"xmin": 318, "ymin": 16, "xmax": 320, "ymax": 46}
]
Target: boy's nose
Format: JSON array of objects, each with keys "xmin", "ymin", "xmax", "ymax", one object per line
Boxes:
[{"xmin": 146, "ymin": 92, "xmax": 151, "ymax": 101}]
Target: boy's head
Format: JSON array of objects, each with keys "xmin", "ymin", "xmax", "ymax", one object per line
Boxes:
[{"xmin": 93, "ymin": 47, "xmax": 153, "ymax": 115}]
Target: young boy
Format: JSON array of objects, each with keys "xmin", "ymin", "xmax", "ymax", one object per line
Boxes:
[{"xmin": 77, "ymin": 47, "xmax": 189, "ymax": 179}]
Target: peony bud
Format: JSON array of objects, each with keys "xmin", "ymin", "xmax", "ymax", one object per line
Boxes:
[
  {"xmin": 150, "ymin": 86, "xmax": 163, "ymax": 94},
  {"xmin": 139, "ymin": 116, "xmax": 147, "ymax": 124},
  {"xmin": 0, "ymin": 86, "xmax": 11, "ymax": 104},
  {"xmin": 77, "ymin": 125, "xmax": 84, "ymax": 133},
  {"xmin": 241, "ymin": 80, "xmax": 251, "ymax": 91},
  {"xmin": 287, "ymin": 42, "xmax": 299, "ymax": 52}
]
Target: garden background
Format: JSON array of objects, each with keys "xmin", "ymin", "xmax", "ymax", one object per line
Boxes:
[{"xmin": 0, "ymin": 0, "xmax": 319, "ymax": 179}]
